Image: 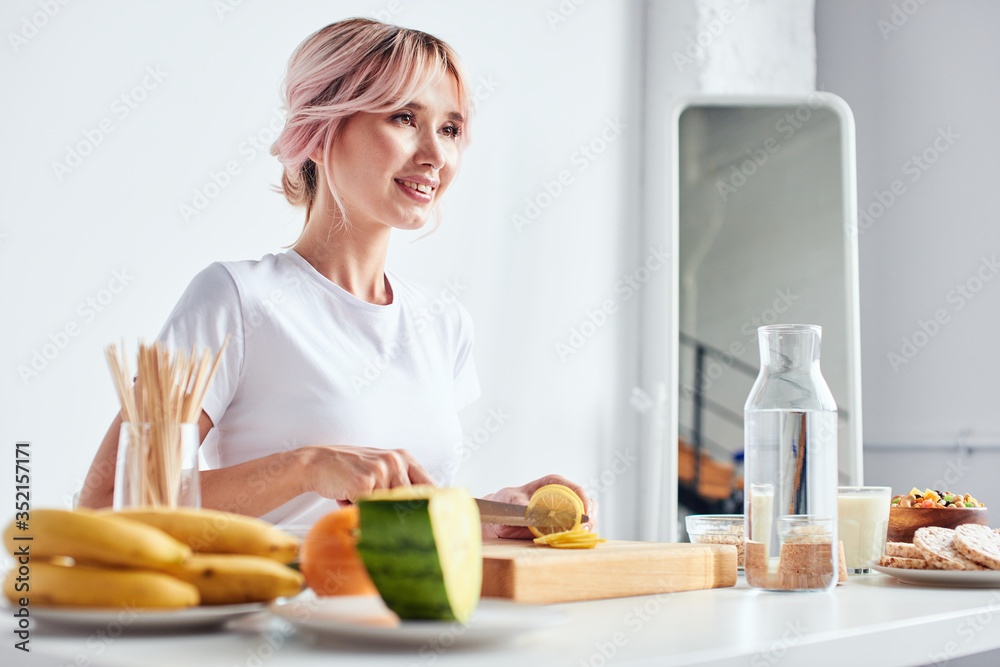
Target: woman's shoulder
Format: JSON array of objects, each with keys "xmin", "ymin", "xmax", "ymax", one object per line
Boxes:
[
  {"xmin": 166, "ymin": 253, "xmax": 303, "ymax": 324},
  {"xmin": 208, "ymin": 251, "xmax": 293, "ymax": 278},
  {"xmin": 198, "ymin": 252, "xmax": 303, "ymax": 296}
]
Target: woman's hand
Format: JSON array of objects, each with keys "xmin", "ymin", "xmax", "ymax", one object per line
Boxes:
[
  {"xmin": 301, "ymin": 445, "xmax": 437, "ymax": 502},
  {"xmin": 481, "ymin": 474, "xmax": 598, "ymax": 540}
]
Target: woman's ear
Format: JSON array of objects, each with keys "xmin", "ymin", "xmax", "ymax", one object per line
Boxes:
[{"xmin": 310, "ymin": 127, "xmax": 339, "ymax": 166}]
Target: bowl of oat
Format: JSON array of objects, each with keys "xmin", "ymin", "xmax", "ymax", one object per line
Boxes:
[{"xmin": 686, "ymin": 514, "xmax": 745, "ymax": 568}]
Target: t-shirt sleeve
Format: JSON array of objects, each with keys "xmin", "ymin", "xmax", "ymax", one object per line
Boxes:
[
  {"xmin": 453, "ymin": 301, "xmax": 481, "ymax": 412},
  {"xmin": 156, "ymin": 263, "xmax": 244, "ymax": 426}
]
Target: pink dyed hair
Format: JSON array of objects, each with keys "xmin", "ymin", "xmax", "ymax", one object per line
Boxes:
[{"xmin": 270, "ymin": 18, "xmax": 472, "ymax": 221}]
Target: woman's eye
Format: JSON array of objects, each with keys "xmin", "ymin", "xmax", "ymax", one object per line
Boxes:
[
  {"xmin": 394, "ymin": 113, "xmax": 414, "ymax": 126},
  {"xmin": 442, "ymin": 124, "xmax": 462, "ymax": 139}
]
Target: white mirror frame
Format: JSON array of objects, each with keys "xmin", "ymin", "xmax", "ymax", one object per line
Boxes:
[{"xmin": 647, "ymin": 93, "xmax": 863, "ymax": 542}]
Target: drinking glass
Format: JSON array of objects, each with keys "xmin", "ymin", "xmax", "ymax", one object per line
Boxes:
[{"xmin": 838, "ymin": 486, "xmax": 891, "ymax": 574}]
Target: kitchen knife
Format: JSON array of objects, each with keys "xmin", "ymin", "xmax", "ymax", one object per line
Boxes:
[{"xmin": 475, "ymin": 498, "xmax": 589, "ymax": 528}]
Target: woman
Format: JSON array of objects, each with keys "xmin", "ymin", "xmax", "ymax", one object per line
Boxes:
[{"xmin": 78, "ymin": 18, "xmax": 596, "ymax": 537}]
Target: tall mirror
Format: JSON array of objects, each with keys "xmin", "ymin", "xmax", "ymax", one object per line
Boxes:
[{"xmin": 674, "ymin": 95, "xmax": 863, "ymax": 527}]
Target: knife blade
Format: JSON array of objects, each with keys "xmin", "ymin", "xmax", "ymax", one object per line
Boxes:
[{"xmin": 475, "ymin": 498, "xmax": 589, "ymax": 528}]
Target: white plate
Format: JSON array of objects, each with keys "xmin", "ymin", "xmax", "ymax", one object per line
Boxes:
[
  {"xmin": 269, "ymin": 592, "xmax": 568, "ymax": 648},
  {"xmin": 28, "ymin": 602, "xmax": 266, "ymax": 631},
  {"xmin": 873, "ymin": 565, "xmax": 1000, "ymax": 588},
  {"xmin": 279, "ymin": 524, "xmax": 312, "ymax": 540}
]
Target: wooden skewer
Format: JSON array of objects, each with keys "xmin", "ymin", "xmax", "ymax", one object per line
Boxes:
[
  {"xmin": 185, "ymin": 334, "xmax": 230, "ymax": 424},
  {"xmin": 104, "ymin": 338, "xmax": 228, "ymax": 508},
  {"xmin": 182, "ymin": 349, "xmax": 212, "ymax": 424}
]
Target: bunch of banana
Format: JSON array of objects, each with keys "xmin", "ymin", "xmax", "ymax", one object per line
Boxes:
[
  {"xmin": 3, "ymin": 509, "xmax": 198, "ymax": 609},
  {"xmin": 9, "ymin": 562, "xmax": 201, "ymax": 608},
  {"xmin": 102, "ymin": 507, "xmax": 299, "ymax": 563},
  {"xmin": 101, "ymin": 507, "xmax": 302, "ymax": 606},
  {"xmin": 168, "ymin": 554, "xmax": 304, "ymax": 605},
  {"xmin": 2, "ymin": 508, "xmax": 303, "ymax": 609}
]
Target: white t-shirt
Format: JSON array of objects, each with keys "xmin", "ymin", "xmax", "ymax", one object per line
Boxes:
[{"xmin": 156, "ymin": 249, "xmax": 480, "ymax": 526}]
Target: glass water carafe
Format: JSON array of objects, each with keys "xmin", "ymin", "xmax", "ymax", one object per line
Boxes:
[{"xmin": 744, "ymin": 324, "xmax": 838, "ymax": 591}]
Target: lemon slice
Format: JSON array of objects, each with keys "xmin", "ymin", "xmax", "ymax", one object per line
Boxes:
[
  {"xmin": 542, "ymin": 537, "xmax": 606, "ymax": 549},
  {"xmin": 526, "ymin": 484, "xmax": 585, "ymax": 538},
  {"xmin": 549, "ymin": 540, "xmax": 606, "ymax": 549},
  {"xmin": 533, "ymin": 527, "xmax": 606, "ymax": 549},
  {"xmin": 532, "ymin": 527, "xmax": 592, "ymax": 544}
]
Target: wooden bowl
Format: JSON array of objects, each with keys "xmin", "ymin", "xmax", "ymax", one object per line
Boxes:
[{"xmin": 886, "ymin": 506, "xmax": 988, "ymax": 544}]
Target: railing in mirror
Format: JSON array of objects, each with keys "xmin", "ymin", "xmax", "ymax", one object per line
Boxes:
[{"xmin": 677, "ymin": 331, "xmax": 853, "ymax": 519}]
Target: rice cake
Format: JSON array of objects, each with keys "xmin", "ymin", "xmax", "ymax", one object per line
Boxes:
[
  {"xmin": 954, "ymin": 524, "xmax": 1000, "ymax": 570},
  {"xmin": 914, "ymin": 527, "xmax": 986, "ymax": 571},
  {"xmin": 878, "ymin": 555, "xmax": 928, "ymax": 569},
  {"xmin": 885, "ymin": 542, "xmax": 922, "ymax": 559}
]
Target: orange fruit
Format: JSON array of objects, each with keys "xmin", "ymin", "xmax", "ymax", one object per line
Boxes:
[{"xmin": 299, "ymin": 506, "xmax": 378, "ymax": 597}]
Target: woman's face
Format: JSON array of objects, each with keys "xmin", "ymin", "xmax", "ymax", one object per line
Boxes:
[{"xmin": 325, "ymin": 73, "xmax": 465, "ymax": 232}]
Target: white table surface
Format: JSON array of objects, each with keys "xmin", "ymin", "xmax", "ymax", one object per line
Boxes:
[{"xmin": 7, "ymin": 574, "xmax": 1000, "ymax": 667}]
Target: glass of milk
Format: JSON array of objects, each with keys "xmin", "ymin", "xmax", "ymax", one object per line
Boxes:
[{"xmin": 837, "ymin": 486, "xmax": 891, "ymax": 573}]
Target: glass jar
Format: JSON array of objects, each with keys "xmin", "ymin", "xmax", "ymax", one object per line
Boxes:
[
  {"xmin": 744, "ymin": 325, "xmax": 838, "ymax": 591},
  {"xmin": 113, "ymin": 422, "xmax": 200, "ymax": 509}
]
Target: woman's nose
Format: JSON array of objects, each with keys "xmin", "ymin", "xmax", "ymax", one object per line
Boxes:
[{"xmin": 415, "ymin": 130, "xmax": 447, "ymax": 171}]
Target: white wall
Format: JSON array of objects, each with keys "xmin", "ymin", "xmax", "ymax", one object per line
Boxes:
[
  {"xmin": 817, "ymin": 0, "xmax": 1000, "ymax": 448},
  {"xmin": 816, "ymin": 0, "xmax": 1000, "ymax": 507},
  {"xmin": 1, "ymin": 0, "xmax": 644, "ymax": 538}
]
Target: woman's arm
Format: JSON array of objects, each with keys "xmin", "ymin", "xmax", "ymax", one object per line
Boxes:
[
  {"xmin": 79, "ymin": 411, "xmax": 437, "ymax": 517},
  {"xmin": 200, "ymin": 439, "xmax": 438, "ymax": 517},
  {"xmin": 78, "ymin": 411, "xmax": 215, "ymax": 510}
]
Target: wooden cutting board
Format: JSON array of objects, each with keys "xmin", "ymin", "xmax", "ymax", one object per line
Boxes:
[{"xmin": 481, "ymin": 538, "xmax": 737, "ymax": 604}]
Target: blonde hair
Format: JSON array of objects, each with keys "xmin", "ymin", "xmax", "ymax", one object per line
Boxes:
[{"xmin": 271, "ymin": 18, "xmax": 471, "ymax": 223}]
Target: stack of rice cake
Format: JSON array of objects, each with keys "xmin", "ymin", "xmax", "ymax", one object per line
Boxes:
[{"xmin": 880, "ymin": 525, "xmax": 1000, "ymax": 570}]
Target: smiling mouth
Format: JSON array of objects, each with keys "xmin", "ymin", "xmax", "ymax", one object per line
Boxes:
[{"xmin": 396, "ymin": 179, "xmax": 434, "ymax": 195}]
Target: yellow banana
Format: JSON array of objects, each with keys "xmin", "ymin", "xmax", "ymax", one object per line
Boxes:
[
  {"xmin": 100, "ymin": 507, "xmax": 299, "ymax": 563},
  {"xmin": 3, "ymin": 509, "xmax": 190, "ymax": 570},
  {"xmin": 167, "ymin": 554, "xmax": 304, "ymax": 605},
  {"xmin": 4, "ymin": 561, "xmax": 199, "ymax": 608}
]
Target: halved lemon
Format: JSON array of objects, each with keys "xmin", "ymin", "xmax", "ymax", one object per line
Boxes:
[{"xmin": 526, "ymin": 484, "xmax": 585, "ymax": 538}]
